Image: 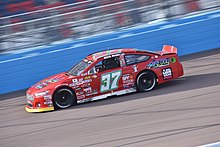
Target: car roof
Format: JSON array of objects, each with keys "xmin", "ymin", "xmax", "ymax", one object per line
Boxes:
[{"xmin": 86, "ymin": 48, "xmax": 159, "ymax": 61}]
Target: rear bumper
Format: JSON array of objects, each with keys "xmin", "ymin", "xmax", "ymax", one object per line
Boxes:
[{"xmin": 25, "ymin": 106, "xmax": 54, "ymax": 112}]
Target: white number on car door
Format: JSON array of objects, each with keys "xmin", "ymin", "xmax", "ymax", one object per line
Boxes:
[{"xmin": 100, "ymin": 70, "xmax": 122, "ymax": 92}]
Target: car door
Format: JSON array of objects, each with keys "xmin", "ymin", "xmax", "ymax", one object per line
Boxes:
[{"xmin": 87, "ymin": 56, "xmax": 123, "ymax": 98}]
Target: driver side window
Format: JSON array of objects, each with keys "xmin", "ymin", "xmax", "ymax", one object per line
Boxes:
[
  {"xmin": 88, "ymin": 57, "xmax": 121, "ymax": 74},
  {"xmin": 103, "ymin": 57, "xmax": 120, "ymax": 70}
]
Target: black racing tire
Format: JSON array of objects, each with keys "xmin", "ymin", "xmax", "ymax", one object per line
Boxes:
[
  {"xmin": 136, "ymin": 71, "xmax": 157, "ymax": 92},
  {"xmin": 53, "ymin": 88, "xmax": 76, "ymax": 109}
]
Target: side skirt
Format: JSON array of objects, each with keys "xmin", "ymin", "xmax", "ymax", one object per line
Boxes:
[{"xmin": 77, "ymin": 88, "xmax": 137, "ymax": 104}]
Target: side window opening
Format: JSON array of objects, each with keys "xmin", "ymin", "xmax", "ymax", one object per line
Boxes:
[
  {"xmin": 125, "ymin": 54, "xmax": 150, "ymax": 65},
  {"xmin": 88, "ymin": 57, "xmax": 121, "ymax": 74},
  {"xmin": 103, "ymin": 57, "xmax": 120, "ymax": 70}
]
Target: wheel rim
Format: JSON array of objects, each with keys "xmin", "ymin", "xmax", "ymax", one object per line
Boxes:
[
  {"xmin": 139, "ymin": 74, "xmax": 155, "ymax": 90},
  {"xmin": 55, "ymin": 90, "xmax": 72, "ymax": 108}
]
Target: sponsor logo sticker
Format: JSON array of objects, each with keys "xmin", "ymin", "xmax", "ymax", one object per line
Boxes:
[{"xmin": 162, "ymin": 68, "xmax": 173, "ymax": 80}]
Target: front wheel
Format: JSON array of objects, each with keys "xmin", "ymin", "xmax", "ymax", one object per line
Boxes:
[
  {"xmin": 53, "ymin": 88, "xmax": 76, "ymax": 109},
  {"xmin": 136, "ymin": 71, "xmax": 157, "ymax": 92}
]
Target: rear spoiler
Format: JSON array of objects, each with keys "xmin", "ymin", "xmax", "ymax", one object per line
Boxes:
[{"xmin": 162, "ymin": 45, "xmax": 178, "ymax": 54}]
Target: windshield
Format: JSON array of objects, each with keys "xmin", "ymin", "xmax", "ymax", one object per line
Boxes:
[{"xmin": 68, "ymin": 59, "xmax": 92, "ymax": 76}]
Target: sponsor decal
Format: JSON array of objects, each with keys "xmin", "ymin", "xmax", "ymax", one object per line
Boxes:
[
  {"xmin": 69, "ymin": 83, "xmax": 79, "ymax": 88},
  {"xmin": 104, "ymin": 55, "xmax": 111, "ymax": 59},
  {"xmin": 122, "ymin": 74, "xmax": 130, "ymax": 81},
  {"xmin": 47, "ymin": 78, "xmax": 61, "ymax": 83},
  {"xmin": 72, "ymin": 79, "xmax": 78, "ymax": 83},
  {"xmin": 75, "ymin": 88, "xmax": 82, "ymax": 91},
  {"xmin": 119, "ymin": 54, "xmax": 126, "ymax": 66},
  {"xmin": 83, "ymin": 86, "xmax": 98, "ymax": 96},
  {"xmin": 76, "ymin": 91, "xmax": 84, "ymax": 96},
  {"xmin": 85, "ymin": 90, "xmax": 98, "ymax": 96},
  {"xmin": 112, "ymin": 54, "xmax": 121, "ymax": 57},
  {"xmin": 132, "ymin": 65, "xmax": 138, "ymax": 72},
  {"xmin": 122, "ymin": 74, "xmax": 134, "ymax": 88},
  {"xmin": 77, "ymin": 88, "xmax": 136, "ymax": 104},
  {"xmin": 70, "ymin": 78, "xmax": 91, "ymax": 87},
  {"xmin": 148, "ymin": 58, "xmax": 169, "ymax": 68},
  {"xmin": 83, "ymin": 87, "xmax": 92, "ymax": 93},
  {"xmin": 103, "ymin": 54, "xmax": 120, "ymax": 59},
  {"xmin": 170, "ymin": 57, "xmax": 176, "ymax": 63},
  {"xmin": 35, "ymin": 83, "xmax": 46, "ymax": 89},
  {"xmin": 44, "ymin": 100, "xmax": 53, "ymax": 105},
  {"xmin": 80, "ymin": 83, "xmax": 90, "ymax": 88},
  {"xmin": 148, "ymin": 57, "xmax": 176, "ymax": 68},
  {"xmin": 123, "ymin": 79, "xmax": 134, "ymax": 84},
  {"xmin": 35, "ymin": 78, "xmax": 63, "ymax": 89},
  {"xmin": 35, "ymin": 91, "xmax": 50, "ymax": 97},
  {"xmin": 44, "ymin": 95, "xmax": 52, "ymax": 99},
  {"xmin": 92, "ymin": 49, "xmax": 122, "ymax": 59},
  {"xmin": 84, "ymin": 76, "xmax": 91, "ymax": 80},
  {"xmin": 122, "ymin": 74, "xmax": 134, "ymax": 81},
  {"xmin": 77, "ymin": 95, "xmax": 85, "ymax": 99},
  {"xmin": 162, "ymin": 68, "xmax": 173, "ymax": 80},
  {"xmin": 123, "ymin": 83, "xmax": 134, "ymax": 88},
  {"xmin": 84, "ymin": 79, "xmax": 92, "ymax": 83}
]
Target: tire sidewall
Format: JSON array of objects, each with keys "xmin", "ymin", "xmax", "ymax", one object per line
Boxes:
[
  {"xmin": 53, "ymin": 88, "xmax": 75, "ymax": 109},
  {"xmin": 136, "ymin": 71, "xmax": 156, "ymax": 92}
]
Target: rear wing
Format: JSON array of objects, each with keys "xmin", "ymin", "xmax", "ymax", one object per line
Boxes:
[{"xmin": 162, "ymin": 45, "xmax": 178, "ymax": 54}]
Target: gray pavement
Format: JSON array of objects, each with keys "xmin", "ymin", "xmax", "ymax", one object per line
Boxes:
[{"xmin": 0, "ymin": 49, "xmax": 220, "ymax": 147}]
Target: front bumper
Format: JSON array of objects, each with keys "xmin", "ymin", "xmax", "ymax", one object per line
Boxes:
[
  {"xmin": 25, "ymin": 95, "xmax": 54, "ymax": 112},
  {"xmin": 25, "ymin": 106, "xmax": 54, "ymax": 112}
]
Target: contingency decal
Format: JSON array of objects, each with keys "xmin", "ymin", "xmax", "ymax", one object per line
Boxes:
[
  {"xmin": 162, "ymin": 68, "xmax": 173, "ymax": 80},
  {"xmin": 77, "ymin": 88, "xmax": 136, "ymax": 104},
  {"xmin": 69, "ymin": 77, "xmax": 92, "ymax": 88},
  {"xmin": 100, "ymin": 70, "xmax": 122, "ymax": 93},
  {"xmin": 122, "ymin": 74, "xmax": 134, "ymax": 88}
]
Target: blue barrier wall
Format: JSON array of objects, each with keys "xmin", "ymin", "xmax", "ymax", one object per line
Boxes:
[{"xmin": 0, "ymin": 10, "xmax": 220, "ymax": 94}]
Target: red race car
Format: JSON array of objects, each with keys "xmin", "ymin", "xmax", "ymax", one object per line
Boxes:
[{"xmin": 25, "ymin": 45, "xmax": 183, "ymax": 112}]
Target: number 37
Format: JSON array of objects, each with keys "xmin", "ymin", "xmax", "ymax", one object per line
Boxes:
[{"xmin": 100, "ymin": 70, "xmax": 122, "ymax": 92}]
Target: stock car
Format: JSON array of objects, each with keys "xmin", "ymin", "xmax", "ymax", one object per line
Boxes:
[{"xmin": 25, "ymin": 45, "xmax": 184, "ymax": 112}]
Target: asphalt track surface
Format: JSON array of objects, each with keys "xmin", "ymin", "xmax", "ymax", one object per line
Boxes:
[{"xmin": 0, "ymin": 49, "xmax": 220, "ymax": 147}]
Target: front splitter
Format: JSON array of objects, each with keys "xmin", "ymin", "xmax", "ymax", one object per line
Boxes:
[{"xmin": 25, "ymin": 106, "xmax": 54, "ymax": 112}]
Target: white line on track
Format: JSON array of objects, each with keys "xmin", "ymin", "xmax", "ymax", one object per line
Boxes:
[{"xmin": 198, "ymin": 142, "xmax": 220, "ymax": 147}]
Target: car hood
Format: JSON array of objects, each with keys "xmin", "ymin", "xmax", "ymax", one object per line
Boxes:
[{"xmin": 29, "ymin": 72, "xmax": 70, "ymax": 92}]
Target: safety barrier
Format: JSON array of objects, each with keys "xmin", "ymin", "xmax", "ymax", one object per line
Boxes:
[{"xmin": 0, "ymin": 10, "xmax": 220, "ymax": 94}]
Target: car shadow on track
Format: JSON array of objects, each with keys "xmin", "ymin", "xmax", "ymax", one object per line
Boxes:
[{"xmin": 73, "ymin": 72, "xmax": 220, "ymax": 109}]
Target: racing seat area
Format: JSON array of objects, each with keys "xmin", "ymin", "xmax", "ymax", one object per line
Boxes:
[
  {"xmin": 102, "ymin": 57, "xmax": 120, "ymax": 70},
  {"xmin": 92, "ymin": 56, "xmax": 121, "ymax": 73}
]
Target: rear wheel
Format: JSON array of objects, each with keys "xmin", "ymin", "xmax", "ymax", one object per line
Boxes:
[
  {"xmin": 136, "ymin": 71, "xmax": 156, "ymax": 92},
  {"xmin": 53, "ymin": 88, "xmax": 76, "ymax": 109}
]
